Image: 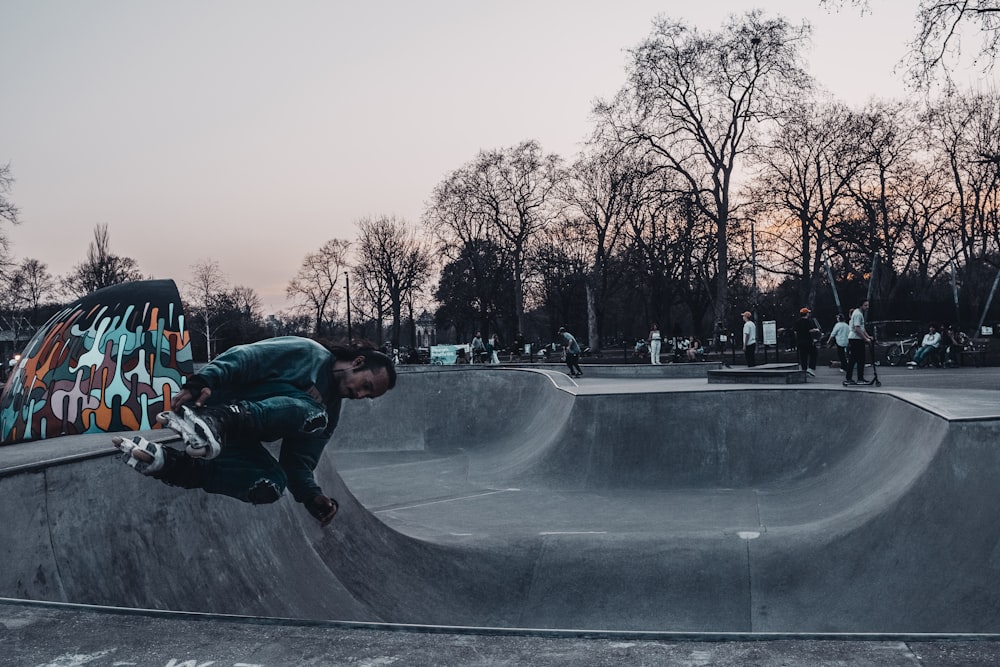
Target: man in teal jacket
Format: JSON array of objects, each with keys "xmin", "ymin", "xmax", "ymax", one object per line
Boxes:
[{"xmin": 115, "ymin": 337, "xmax": 396, "ymax": 526}]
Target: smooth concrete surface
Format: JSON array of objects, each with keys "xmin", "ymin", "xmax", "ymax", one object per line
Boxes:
[
  {"xmin": 707, "ymin": 363, "xmax": 805, "ymax": 383},
  {"xmin": 3, "ymin": 364, "xmax": 1000, "ymax": 665},
  {"xmin": 410, "ymin": 360, "xmax": 724, "ymax": 378}
]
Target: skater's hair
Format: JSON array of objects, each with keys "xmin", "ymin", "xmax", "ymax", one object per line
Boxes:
[{"xmin": 315, "ymin": 337, "xmax": 397, "ymax": 389}]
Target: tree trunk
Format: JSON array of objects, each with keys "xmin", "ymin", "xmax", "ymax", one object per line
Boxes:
[{"xmin": 586, "ymin": 278, "xmax": 598, "ymax": 351}]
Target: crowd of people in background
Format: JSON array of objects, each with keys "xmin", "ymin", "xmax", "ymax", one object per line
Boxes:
[
  {"xmin": 436, "ymin": 305, "xmax": 978, "ymax": 377},
  {"xmin": 740, "ymin": 298, "xmax": 975, "ymax": 382}
]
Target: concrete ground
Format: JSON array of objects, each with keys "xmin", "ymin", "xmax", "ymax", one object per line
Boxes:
[{"xmin": 2, "ymin": 362, "xmax": 1000, "ymax": 666}]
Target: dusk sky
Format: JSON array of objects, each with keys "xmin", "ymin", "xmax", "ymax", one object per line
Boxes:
[{"xmin": 1, "ymin": 1, "xmax": 994, "ymax": 313}]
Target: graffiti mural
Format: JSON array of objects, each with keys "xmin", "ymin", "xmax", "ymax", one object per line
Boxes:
[{"xmin": 0, "ymin": 279, "xmax": 192, "ymax": 444}]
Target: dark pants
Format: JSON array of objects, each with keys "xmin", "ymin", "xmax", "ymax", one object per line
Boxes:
[
  {"xmin": 155, "ymin": 439, "xmax": 290, "ymax": 504},
  {"xmin": 847, "ymin": 339, "xmax": 867, "ymax": 381},
  {"xmin": 152, "ymin": 388, "xmax": 331, "ymax": 504},
  {"xmin": 834, "ymin": 343, "xmax": 848, "ymax": 368},
  {"xmin": 744, "ymin": 343, "xmax": 756, "ymax": 367},
  {"xmin": 797, "ymin": 343, "xmax": 818, "ymax": 371},
  {"xmin": 565, "ymin": 352, "xmax": 582, "ymax": 375}
]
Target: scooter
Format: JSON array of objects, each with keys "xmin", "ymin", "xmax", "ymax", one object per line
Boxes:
[{"xmin": 843, "ymin": 338, "xmax": 882, "ymax": 387}]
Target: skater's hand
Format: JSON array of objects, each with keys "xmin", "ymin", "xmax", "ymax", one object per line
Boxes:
[
  {"xmin": 172, "ymin": 376, "xmax": 213, "ymax": 410},
  {"xmin": 171, "ymin": 386, "xmax": 212, "ymax": 410},
  {"xmin": 306, "ymin": 494, "xmax": 339, "ymax": 527}
]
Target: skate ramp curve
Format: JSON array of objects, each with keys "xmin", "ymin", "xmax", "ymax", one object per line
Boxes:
[{"xmin": 2, "ymin": 368, "xmax": 1000, "ymax": 633}]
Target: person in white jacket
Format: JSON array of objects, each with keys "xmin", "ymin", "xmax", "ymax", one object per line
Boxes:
[
  {"xmin": 909, "ymin": 325, "xmax": 942, "ymax": 368},
  {"xmin": 827, "ymin": 313, "xmax": 851, "ymax": 371},
  {"xmin": 742, "ymin": 311, "xmax": 757, "ymax": 367}
]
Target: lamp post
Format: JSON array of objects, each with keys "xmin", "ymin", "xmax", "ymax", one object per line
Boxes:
[
  {"xmin": 751, "ymin": 218, "xmax": 760, "ymax": 354},
  {"xmin": 750, "ymin": 218, "xmax": 759, "ymax": 315},
  {"xmin": 344, "ymin": 271, "xmax": 352, "ymax": 343}
]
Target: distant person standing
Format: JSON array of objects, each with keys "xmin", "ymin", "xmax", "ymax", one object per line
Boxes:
[
  {"xmin": 513, "ymin": 331, "xmax": 526, "ymax": 361},
  {"xmin": 793, "ymin": 307, "xmax": 821, "ymax": 377},
  {"xmin": 844, "ymin": 299, "xmax": 872, "ymax": 385},
  {"xmin": 558, "ymin": 327, "xmax": 583, "ymax": 378},
  {"xmin": 648, "ymin": 323, "xmax": 662, "ymax": 365},
  {"xmin": 742, "ymin": 311, "xmax": 757, "ymax": 367},
  {"xmin": 827, "ymin": 313, "xmax": 850, "ymax": 372},
  {"xmin": 488, "ymin": 333, "xmax": 501, "ymax": 364},
  {"xmin": 470, "ymin": 331, "xmax": 485, "ymax": 363}
]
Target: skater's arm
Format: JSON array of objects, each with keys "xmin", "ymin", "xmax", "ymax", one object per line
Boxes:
[
  {"xmin": 183, "ymin": 337, "xmax": 326, "ymax": 399},
  {"xmin": 279, "ymin": 432, "xmax": 328, "ymax": 504}
]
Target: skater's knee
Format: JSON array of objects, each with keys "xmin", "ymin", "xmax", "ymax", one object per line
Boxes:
[
  {"xmin": 300, "ymin": 410, "xmax": 328, "ymax": 435},
  {"xmin": 247, "ymin": 478, "xmax": 284, "ymax": 504}
]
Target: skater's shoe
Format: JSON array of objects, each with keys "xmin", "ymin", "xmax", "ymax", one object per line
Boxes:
[
  {"xmin": 113, "ymin": 435, "xmax": 165, "ymax": 474},
  {"xmin": 181, "ymin": 404, "xmax": 245, "ymax": 459},
  {"xmin": 158, "ymin": 404, "xmax": 245, "ymax": 460},
  {"xmin": 157, "ymin": 409, "xmax": 202, "ymax": 456},
  {"xmin": 156, "ymin": 408, "xmax": 198, "ymax": 442}
]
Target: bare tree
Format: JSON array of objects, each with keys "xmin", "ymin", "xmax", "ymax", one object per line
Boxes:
[
  {"xmin": 229, "ymin": 285, "xmax": 263, "ymax": 320},
  {"xmin": 425, "ymin": 164, "xmax": 512, "ymax": 336},
  {"xmin": 213, "ymin": 284, "xmax": 266, "ymax": 348},
  {"xmin": 597, "ymin": 11, "xmax": 812, "ymax": 328},
  {"xmin": 0, "ymin": 163, "xmax": 19, "ymax": 228},
  {"xmin": 823, "ymin": 0, "xmax": 1000, "ymax": 89},
  {"xmin": 286, "ymin": 239, "xmax": 351, "ymax": 337},
  {"xmin": 923, "ymin": 89, "xmax": 1000, "ymax": 263},
  {"xmin": 13, "ymin": 258, "xmax": 55, "ymax": 325},
  {"xmin": 476, "ymin": 141, "xmax": 564, "ymax": 336},
  {"xmin": 427, "ymin": 141, "xmax": 564, "ymax": 336},
  {"xmin": 748, "ymin": 102, "xmax": 871, "ymax": 308},
  {"xmin": 626, "ymin": 169, "xmax": 718, "ymax": 337},
  {"xmin": 61, "ymin": 223, "xmax": 144, "ymax": 297},
  {"xmin": 923, "ymin": 89, "xmax": 1000, "ymax": 317},
  {"xmin": 836, "ymin": 100, "xmax": 924, "ymax": 303},
  {"xmin": 0, "ymin": 163, "xmax": 20, "ymax": 283},
  {"xmin": 184, "ymin": 259, "xmax": 230, "ymax": 361},
  {"xmin": 355, "ymin": 215, "xmax": 433, "ymax": 348},
  {"xmin": 559, "ymin": 144, "xmax": 641, "ymax": 350}
]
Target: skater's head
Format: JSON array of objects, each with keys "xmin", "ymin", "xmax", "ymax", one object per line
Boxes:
[{"xmin": 317, "ymin": 338, "xmax": 397, "ymax": 399}]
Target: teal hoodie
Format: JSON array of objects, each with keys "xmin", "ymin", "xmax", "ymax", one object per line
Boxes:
[{"xmin": 194, "ymin": 336, "xmax": 341, "ymax": 502}]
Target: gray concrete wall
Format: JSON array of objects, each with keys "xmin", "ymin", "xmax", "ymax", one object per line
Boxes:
[{"xmin": 2, "ymin": 368, "xmax": 999, "ymax": 632}]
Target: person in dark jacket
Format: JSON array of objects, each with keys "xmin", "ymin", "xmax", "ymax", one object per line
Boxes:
[
  {"xmin": 793, "ymin": 307, "xmax": 821, "ymax": 377},
  {"xmin": 114, "ymin": 336, "xmax": 396, "ymax": 526},
  {"xmin": 558, "ymin": 327, "xmax": 584, "ymax": 377}
]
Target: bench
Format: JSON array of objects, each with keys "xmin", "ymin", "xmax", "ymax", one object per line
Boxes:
[{"xmin": 959, "ymin": 339, "xmax": 990, "ymax": 367}]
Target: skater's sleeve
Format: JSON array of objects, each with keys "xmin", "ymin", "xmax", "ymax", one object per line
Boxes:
[
  {"xmin": 197, "ymin": 338, "xmax": 325, "ymax": 389},
  {"xmin": 279, "ymin": 433, "xmax": 328, "ymax": 503}
]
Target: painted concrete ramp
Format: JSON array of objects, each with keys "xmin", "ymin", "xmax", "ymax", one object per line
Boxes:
[{"xmin": 1, "ymin": 368, "xmax": 999, "ymax": 633}]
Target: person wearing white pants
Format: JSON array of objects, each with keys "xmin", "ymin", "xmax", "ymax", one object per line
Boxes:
[{"xmin": 649, "ymin": 324, "xmax": 662, "ymax": 365}]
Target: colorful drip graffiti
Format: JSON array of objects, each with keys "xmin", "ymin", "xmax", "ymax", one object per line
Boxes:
[{"xmin": 0, "ymin": 279, "xmax": 192, "ymax": 445}]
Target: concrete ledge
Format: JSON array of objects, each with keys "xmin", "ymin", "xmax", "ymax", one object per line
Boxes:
[
  {"xmin": 707, "ymin": 363, "xmax": 805, "ymax": 384},
  {"xmin": 538, "ymin": 362, "xmax": 724, "ymax": 378},
  {"xmin": 399, "ymin": 362, "xmax": 723, "ymax": 378}
]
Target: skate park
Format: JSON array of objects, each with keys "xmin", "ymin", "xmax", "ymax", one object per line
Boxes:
[{"xmin": 4, "ymin": 362, "xmax": 1000, "ymax": 665}]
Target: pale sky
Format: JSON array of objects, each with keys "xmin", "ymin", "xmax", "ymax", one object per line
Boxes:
[{"xmin": 0, "ymin": 1, "xmax": 992, "ymax": 313}]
